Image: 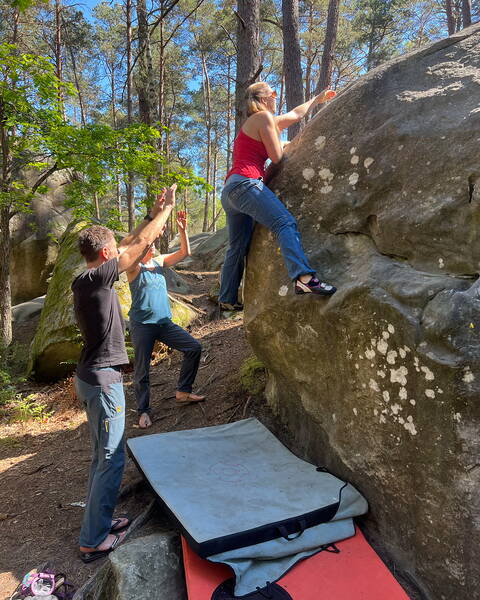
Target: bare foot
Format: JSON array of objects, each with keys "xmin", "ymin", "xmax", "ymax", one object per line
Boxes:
[
  {"xmin": 80, "ymin": 531, "xmax": 126, "ymax": 554},
  {"xmin": 139, "ymin": 413, "xmax": 152, "ymax": 428},
  {"xmin": 176, "ymin": 392, "xmax": 206, "ymax": 404}
]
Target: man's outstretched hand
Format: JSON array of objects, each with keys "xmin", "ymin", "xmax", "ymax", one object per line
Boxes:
[
  {"xmin": 151, "ymin": 188, "xmax": 166, "ymax": 217},
  {"xmin": 164, "ymin": 183, "xmax": 177, "ymax": 209}
]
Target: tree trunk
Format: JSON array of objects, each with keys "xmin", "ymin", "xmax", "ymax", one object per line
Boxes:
[
  {"xmin": 445, "ymin": 0, "xmax": 456, "ymax": 34},
  {"xmin": 126, "ymin": 0, "xmax": 135, "ymax": 230},
  {"xmin": 462, "ymin": 0, "xmax": 472, "ymax": 27},
  {"xmin": 55, "ymin": 0, "xmax": 65, "ymax": 116},
  {"xmin": 94, "ymin": 192, "xmax": 100, "ymax": 220},
  {"xmin": 304, "ymin": 2, "xmax": 315, "ymax": 103},
  {"xmin": 137, "ymin": 0, "xmax": 155, "ymax": 124},
  {"xmin": 68, "ymin": 45, "xmax": 86, "ymax": 126},
  {"xmin": 0, "ymin": 207, "xmax": 12, "ymax": 347},
  {"xmin": 278, "ymin": 72, "xmax": 285, "ymax": 114},
  {"xmin": 315, "ymin": 0, "xmax": 341, "ymax": 94},
  {"xmin": 201, "ymin": 53, "xmax": 212, "ymax": 232},
  {"xmin": 282, "ymin": 0, "xmax": 304, "ymax": 140},
  {"xmin": 0, "ymin": 96, "xmax": 12, "ymax": 347},
  {"xmin": 226, "ymin": 55, "xmax": 233, "ymax": 173},
  {"xmin": 212, "ymin": 148, "xmax": 218, "ymax": 232},
  {"xmin": 234, "ymin": 0, "xmax": 261, "ymax": 134},
  {"xmin": 158, "ymin": 14, "xmax": 165, "ymax": 155}
]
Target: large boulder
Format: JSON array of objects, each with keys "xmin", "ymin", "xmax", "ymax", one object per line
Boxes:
[
  {"xmin": 29, "ymin": 222, "xmax": 199, "ymax": 381},
  {"xmin": 244, "ymin": 25, "xmax": 480, "ymax": 600},
  {"xmin": 10, "ymin": 169, "xmax": 72, "ymax": 304}
]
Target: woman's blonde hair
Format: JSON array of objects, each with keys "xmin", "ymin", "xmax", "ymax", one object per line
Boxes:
[{"xmin": 245, "ymin": 82, "xmax": 272, "ymax": 116}]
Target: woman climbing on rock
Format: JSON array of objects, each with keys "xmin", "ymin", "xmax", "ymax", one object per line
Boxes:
[
  {"xmin": 126, "ymin": 207, "xmax": 205, "ymax": 429},
  {"xmin": 218, "ymin": 82, "xmax": 337, "ymax": 311}
]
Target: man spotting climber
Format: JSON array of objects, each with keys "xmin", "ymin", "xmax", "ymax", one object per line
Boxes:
[{"xmin": 72, "ymin": 184, "xmax": 177, "ymax": 563}]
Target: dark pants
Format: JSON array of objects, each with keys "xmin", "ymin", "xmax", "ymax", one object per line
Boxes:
[
  {"xmin": 74, "ymin": 370, "xmax": 125, "ymax": 548},
  {"xmin": 130, "ymin": 319, "xmax": 202, "ymax": 414}
]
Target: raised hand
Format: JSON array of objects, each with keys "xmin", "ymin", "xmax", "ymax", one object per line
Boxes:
[
  {"xmin": 151, "ymin": 189, "xmax": 166, "ymax": 216},
  {"xmin": 176, "ymin": 210, "xmax": 188, "ymax": 232},
  {"xmin": 164, "ymin": 183, "xmax": 177, "ymax": 209}
]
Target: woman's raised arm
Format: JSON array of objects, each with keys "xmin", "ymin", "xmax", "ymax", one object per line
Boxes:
[{"xmin": 275, "ymin": 89, "xmax": 336, "ymax": 132}]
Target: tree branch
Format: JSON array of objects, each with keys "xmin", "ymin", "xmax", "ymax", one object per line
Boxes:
[
  {"xmin": 262, "ymin": 17, "xmax": 282, "ymax": 29},
  {"xmin": 31, "ymin": 162, "xmax": 58, "ymax": 195}
]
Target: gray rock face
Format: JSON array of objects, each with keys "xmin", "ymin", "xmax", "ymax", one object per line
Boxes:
[
  {"xmin": 176, "ymin": 228, "xmax": 228, "ymax": 271},
  {"xmin": 244, "ymin": 25, "xmax": 480, "ymax": 600},
  {"xmin": 106, "ymin": 532, "xmax": 186, "ymax": 600},
  {"xmin": 12, "ymin": 296, "xmax": 45, "ymax": 322},
  {"xmin": 10, "ymin": 169, "xmax": 72, "ymax": 304}
]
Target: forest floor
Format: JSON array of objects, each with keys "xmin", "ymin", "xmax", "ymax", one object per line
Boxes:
[{"xmin": 0, "ymin": 265, "xmax": 288, "ymax": 598}]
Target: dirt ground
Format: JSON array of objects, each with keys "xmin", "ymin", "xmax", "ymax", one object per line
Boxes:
[{"xmin": 0, "ymin": 268, "xmax": 277, "ymax": 598}]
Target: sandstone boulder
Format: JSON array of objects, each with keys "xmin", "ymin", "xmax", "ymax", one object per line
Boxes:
[
  {"xmin": 29, "ymin": 222, "xmax": 198, "ymax": 381},
  {"xmin": 10, "ymin": 169, "xmax": 72, "ymax": 304},
  {"xmin": 176, "ymin": 228, "xmax": 228, "ymax": 271},
  {"xmin": 12, "ymin": 296, "xmax": 45, "ymax": 322},
  {"xmin": 75, "ymin": 530, "xmax": 186, "ymax": 600},
  {"xmin": 245, "ymin": 25, "xmax": 480, "ymax": 600}
]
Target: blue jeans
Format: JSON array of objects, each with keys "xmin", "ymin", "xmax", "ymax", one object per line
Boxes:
[
  {"xmin": 130, "ymin": 319, "xmax": 202, "ymax": 414},
  {"xmin": 74, "ymin": 369, "xmax": 125, "ymax": 548},
  {"xmin": 218, "ymin": 174, "xmax": 315, "ymax": 304}
]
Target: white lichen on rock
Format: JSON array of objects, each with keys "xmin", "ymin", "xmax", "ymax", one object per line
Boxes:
[{"xmin": 302, "ymin": 167, "xmax": 315, "ymax": 181}]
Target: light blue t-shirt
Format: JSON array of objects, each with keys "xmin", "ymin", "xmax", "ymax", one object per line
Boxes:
[{"xmin": 129, "ymin": 259, "xmax": 172, "ymax": 324}]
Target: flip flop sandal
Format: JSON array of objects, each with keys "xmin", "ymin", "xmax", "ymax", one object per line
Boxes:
[
  {"xmin": 110, "ymin": 515, "xmax": 130, "ymax": 533},
  {"xmin": 80, "ymin": 533, "xmax": 123, "ymax": 564}
]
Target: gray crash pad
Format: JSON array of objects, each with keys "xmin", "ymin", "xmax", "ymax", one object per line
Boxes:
[{"xmin": 127, "ymin": 418, "xmax": 367, "ymax": 558}]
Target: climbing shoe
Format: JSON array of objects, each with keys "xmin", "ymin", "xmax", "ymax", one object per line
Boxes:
[
  {"xmin": 295, "ymin": 276, "xmax": 336, "ymax": 296},
  {"xmin": 219, "ymin": 302, "xmax": 244, "ymax": 311}
]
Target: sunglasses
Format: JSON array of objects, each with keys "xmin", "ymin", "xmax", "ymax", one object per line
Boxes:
[{"xmin": 270, "ymin": 90, "xmax": 277, "ymax": 99}]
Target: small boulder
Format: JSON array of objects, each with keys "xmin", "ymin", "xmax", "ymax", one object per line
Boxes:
[{"xmin": 12, "ymin": 296, "xmax": 45, "ymax": 322}]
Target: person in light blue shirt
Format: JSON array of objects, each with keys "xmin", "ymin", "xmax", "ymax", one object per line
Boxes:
[{"xmin": 126, "ymin": 210, "xmax": 205, "ymax": 429}]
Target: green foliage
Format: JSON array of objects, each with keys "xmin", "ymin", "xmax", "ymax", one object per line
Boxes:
[
  {"xmin": 0, "ymin": 341, "xmax": 28, "ymax": 405},
  {"xmin": 0, "ymin": 369, "xmax": 16, "ymax": 406},
  {"xmin": 12, "ymin": 393, "xmax": 53, "ymax": 422}
]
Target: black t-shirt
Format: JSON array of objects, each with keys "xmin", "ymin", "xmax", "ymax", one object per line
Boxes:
[{"xmin": 72, "ymin": 259, "xmax": 129, "ymax": 380}]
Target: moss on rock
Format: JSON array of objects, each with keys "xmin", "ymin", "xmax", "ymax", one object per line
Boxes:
[{"xmin": 240, "ymin": 356, "xmax": 266, "ymax": 397}]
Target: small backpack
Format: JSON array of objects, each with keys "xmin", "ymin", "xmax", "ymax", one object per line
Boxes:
[{"xmin": 10, "ymin": 568, "xmax": 75, "ymax": 599}]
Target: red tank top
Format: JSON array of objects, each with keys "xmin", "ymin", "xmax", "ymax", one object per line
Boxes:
[{"xmin": 226, "ymin": 128, "xmax": 269, "ymax": 181}]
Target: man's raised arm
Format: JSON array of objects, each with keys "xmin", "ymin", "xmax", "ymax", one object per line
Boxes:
[{"xmin": 118, "ymin": 183, "xmax": 176, "ymax": 274}]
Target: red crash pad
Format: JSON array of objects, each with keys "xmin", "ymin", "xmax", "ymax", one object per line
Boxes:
[{"xmin": 182, "ymin": 528, "xmax": 410, "ymax": 599}]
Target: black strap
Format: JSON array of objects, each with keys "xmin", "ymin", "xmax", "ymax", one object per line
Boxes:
[{"xmin": 277, "ymin": 518, "xmax": 306, "ymax": 541}]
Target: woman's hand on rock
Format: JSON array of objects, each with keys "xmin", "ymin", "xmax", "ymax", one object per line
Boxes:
[{"xmin": 317, "ymin": 89, "xmax": 336, "ymax": 104}]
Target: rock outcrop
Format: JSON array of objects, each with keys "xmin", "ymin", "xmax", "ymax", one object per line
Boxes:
[
  {"xmin": 244, "ymin": 25, "xmax": 480, "ymax": 600},
  {"xmin": 10, "ymin": 169, "xmax": 72, "ymax": 304},
  {"xmin": 176, "ymin": 228, "xmax": 228, "ymax": 271},
  {"xmin": 29, "ymin": 222, "xmax": 199, "ymax": 381},
  {"xmin": 75, "ymin": 529, "xmax": 187, "ymax": 600}
]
